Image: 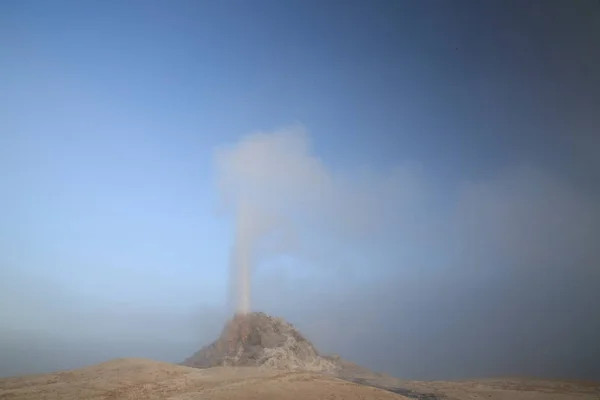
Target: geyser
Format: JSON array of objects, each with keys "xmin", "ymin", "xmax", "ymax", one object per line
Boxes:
[
  {"xmin": 233, "ymin": 204, "xmax": 254, "ymax": 314},
  {"xmin": 217, "ymin": 127, "xmax": 330, "ymax": 316}
]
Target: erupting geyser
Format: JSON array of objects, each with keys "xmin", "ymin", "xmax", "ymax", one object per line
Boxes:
[
  {"xmin": 236, "ymin": 243, "xmax": 251, "ymax": 314},
  {"xmin": 233, "ymin": 204, "xmax": 254, "ymax": 314},
  {"xmin": 218, "ymin": 128, "xmax": 324, "ymax": 316}
]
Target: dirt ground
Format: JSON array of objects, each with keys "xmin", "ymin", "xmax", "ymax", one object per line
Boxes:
[
  {"xmin": 0, "ymin": 358, "xmax": 408, "ymax": 400},
  {"xmin": 328, "ymin": 356, "xmax": 600, "ymax": 400},
  {"xmin": 416, "ymin": 378, "xmax": 600, "ymax": 400},
  {"xmin": 1, "ymin": 358, "xmax": 598, "ymax": 400}
]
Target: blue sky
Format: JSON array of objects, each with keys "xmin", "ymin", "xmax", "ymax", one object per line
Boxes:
[{"xmin": 1, "ymin": 0, "xmax": 599, "ymax": 380}]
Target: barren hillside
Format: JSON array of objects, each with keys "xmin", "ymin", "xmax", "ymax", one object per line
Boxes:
[
  {"xmin": 0, "ymin": 358, "xmax": 408, "ymax": 400},
  {"xmin": 2, "ymin": 312, "xmax": 598, "ymax": 400},
  {"xmin": 1, "ymin": 358, "xmax": 598, "ymax": 400}
]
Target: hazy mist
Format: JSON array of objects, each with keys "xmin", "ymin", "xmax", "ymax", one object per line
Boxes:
[
  {"xmin": 218, "ymin": 127, "xmax": 600, "ymax": 380},
  {"xmin": 1, "ymin": 0, "xmax": 599, "ymax": 382}
]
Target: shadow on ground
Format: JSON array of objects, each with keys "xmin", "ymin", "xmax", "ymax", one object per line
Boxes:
[{"xmin": 346, "ymin": 377, "xmax": 442, "ymax": 399}]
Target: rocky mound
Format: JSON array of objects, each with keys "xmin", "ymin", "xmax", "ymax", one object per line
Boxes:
[{"xmin": 182, "ymin": 312, "xmax": 337, "ymax": 372}]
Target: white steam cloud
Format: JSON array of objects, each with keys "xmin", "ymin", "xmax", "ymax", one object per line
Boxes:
[
  {"xmin": 215, "ymin": 125, "xmax": 600, "ymax": 381},
  {"xmin": 215, "ymin": 126, "xmax": 333, "ymax": 313},
  {"xmin": 215, "ymin": 125, "xmax": 412, "ymax": 312}
]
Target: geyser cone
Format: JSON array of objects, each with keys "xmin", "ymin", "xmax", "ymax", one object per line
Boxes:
[{"xmin": 182, "ymin": 312, "xmax": 336, "ymax": 371}]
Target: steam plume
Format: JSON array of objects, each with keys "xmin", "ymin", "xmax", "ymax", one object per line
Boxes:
[
  {"xmin": 215, "ymin": 126, "xmax": 332, "ymax": 314},
  {"xmin": 234, "ymin": 204, "xmax": 252, "ymax": 314}
]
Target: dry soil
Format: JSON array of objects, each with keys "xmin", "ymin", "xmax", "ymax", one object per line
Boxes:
[{"xmin": 1, "ymin": 358, "xmax": 598, "ymax": 400}]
